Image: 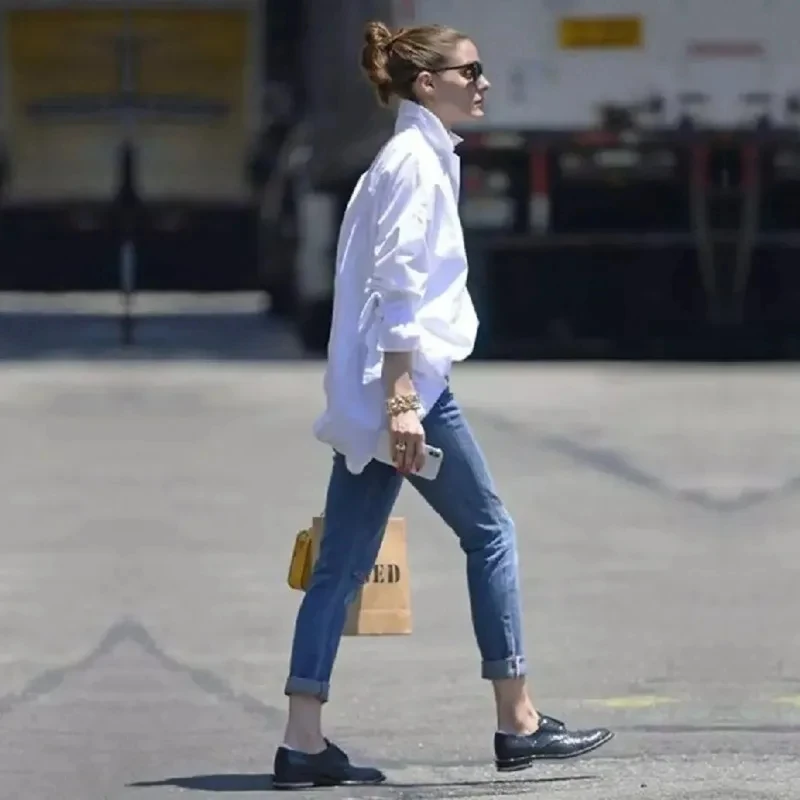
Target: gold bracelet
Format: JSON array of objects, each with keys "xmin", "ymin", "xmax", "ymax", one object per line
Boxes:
[{"xmin": 385, "ymin": 392, "xmax": 422, "ymax": 417}]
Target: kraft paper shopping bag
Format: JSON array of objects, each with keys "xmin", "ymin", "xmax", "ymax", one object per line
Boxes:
[{"xmin": 288, "ymin": 515, "xmax": 412, "ymax": 635}]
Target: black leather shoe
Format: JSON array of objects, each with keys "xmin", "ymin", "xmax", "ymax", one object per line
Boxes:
[
  {"xmin": 495, "ymin": 720, "xmax": 614, "ymax": 772},
  {"xmin": 536, "ymin": 713, "xmax": 567, "ymax": 731},
  {"xmin": 273, "ymin": 739, "xmax": 386, "ymax": 790}
]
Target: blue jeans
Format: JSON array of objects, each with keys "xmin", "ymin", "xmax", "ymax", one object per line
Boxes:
[{"xmin": 284, "ymin": 387, "xmax": 526, "ymax": 702}]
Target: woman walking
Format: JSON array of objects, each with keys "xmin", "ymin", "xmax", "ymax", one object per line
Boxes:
[{"xmin": 273, "ymin": 20, "xmax": 614, "ymax": 790}]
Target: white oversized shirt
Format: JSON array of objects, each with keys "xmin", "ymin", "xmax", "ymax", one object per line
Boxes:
[{"xmin": 312, "ymin": 99, "xmax": 479, "ymax": 473}]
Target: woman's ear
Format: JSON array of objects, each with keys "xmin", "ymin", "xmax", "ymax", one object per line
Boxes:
[{"xmin": 413, "ymin": 71, "xmax": 436, "ymax": 102}]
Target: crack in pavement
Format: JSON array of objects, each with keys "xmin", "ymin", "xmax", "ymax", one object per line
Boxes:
[
  {"xmin": 0, "ymin": 617, "xmax": 284, "ymax": 726},
  {"xmin": 469, "ymin": 410, "xmax": 800, "ymax": 513}
]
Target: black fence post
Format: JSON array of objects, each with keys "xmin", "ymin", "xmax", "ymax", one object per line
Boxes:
[{"xmin": 115, "ymin": 140, "xmax": 139, "ymax": 346}]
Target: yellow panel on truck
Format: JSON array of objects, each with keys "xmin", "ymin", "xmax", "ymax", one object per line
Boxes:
[
  {"xmin": 4, "ymin": 8, "xmax": 123, "ymax": 201},
  {"xmin": 3, "ymin": 6, "xmax": 252, "ymax": 204},
  {"xmin": 131, "ymin": 7, "xmax": 251, "ymax": 203}
]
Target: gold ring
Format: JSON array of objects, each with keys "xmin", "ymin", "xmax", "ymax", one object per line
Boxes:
[{"xmin": 395, "ymin": 442, "xmax": 407, "ymax": 451}]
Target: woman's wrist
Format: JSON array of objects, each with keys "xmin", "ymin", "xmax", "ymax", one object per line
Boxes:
[
  {"xmin": 382, "ymin": 351, "xmax": 416, "ymax": 399},
  {"xmin": 385, "ymin": 392, "xmax": 422, "ymax": 417}
]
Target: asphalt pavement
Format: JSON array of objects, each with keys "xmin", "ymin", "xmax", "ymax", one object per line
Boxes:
[{"xmin": 0, "ymin": 305, "xmax": 798, "ymax": 799}]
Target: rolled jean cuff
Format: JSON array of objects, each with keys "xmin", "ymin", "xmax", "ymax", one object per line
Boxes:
[
  {"xmin": 284, "ymin": 676, "xmax": 330, "ymax": 703},
  {"xmin": 481, "ymin": 655, "xmax": 527, "ymax": 680}
]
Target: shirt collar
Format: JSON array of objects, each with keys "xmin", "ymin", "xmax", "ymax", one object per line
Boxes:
[{"xmin": 394, "ymin": 99, "xmax": 462, "ymax": 154}]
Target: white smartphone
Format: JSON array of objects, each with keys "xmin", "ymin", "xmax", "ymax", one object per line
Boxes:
[{"xmin": 374, "ymin": 430, "xmax": 444, "ymax": 481}]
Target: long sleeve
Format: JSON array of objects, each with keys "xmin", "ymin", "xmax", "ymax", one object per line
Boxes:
[{"xmin": 371, "ymin": 153, "xmax": 436, "ymax": 352}]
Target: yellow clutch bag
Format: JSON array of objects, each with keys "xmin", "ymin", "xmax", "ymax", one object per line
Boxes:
[{"xmin": 287, "ymin": 528, "xmax": 314, "ymax": 591}]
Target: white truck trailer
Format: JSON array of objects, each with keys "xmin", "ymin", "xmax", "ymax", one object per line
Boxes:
[{"xmin": 292, "ymin": 0, "xmax": 800, "ymax": 357}]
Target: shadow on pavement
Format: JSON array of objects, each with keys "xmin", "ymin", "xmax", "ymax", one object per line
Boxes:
[
  {"xmin": 128, "ymin": 774, "xmax": 272, "ymax": 792},
  {"xmin": 0, "ymin": 311, "xmax": 309, "ymax": 362},
  {"xmin": 0, "ymin": 292, "xmax": 316, "ymax": 362},
  {"xmin": 127, "ymin": 772, "xmax": 597, "ymax": 794}
]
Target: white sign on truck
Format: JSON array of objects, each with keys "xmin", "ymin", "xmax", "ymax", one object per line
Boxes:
[{"xmin": 397, "ymin": 0, "xmax": 798, "ymax": 130}]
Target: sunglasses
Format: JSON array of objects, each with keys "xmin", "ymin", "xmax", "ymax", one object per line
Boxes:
[{"xmin": 431, "ymin": 60, "xmax": 484, "ymax": 83}]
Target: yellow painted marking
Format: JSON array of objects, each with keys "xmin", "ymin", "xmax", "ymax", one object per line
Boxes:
[
  {"xmin": 773, "ymin": 695, "xmax": 800, "ymax": 707},
  {"xmin": 586, "ymin": 695, "xmax": 678, "ymax": 710}
]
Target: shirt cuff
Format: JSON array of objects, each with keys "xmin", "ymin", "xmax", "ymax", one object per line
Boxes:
[{"xmin": 377, "ymin": 296, "xmax": 422, "ymax": 351}]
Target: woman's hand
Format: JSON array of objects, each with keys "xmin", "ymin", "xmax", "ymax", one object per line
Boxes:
[
  {"xmin": 382, "ymin": 351, "xmax": 425, "ymax": 474},
  {"xmin": 388, "ymin": 408, "xmax": 426, "ymax": 474}
]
